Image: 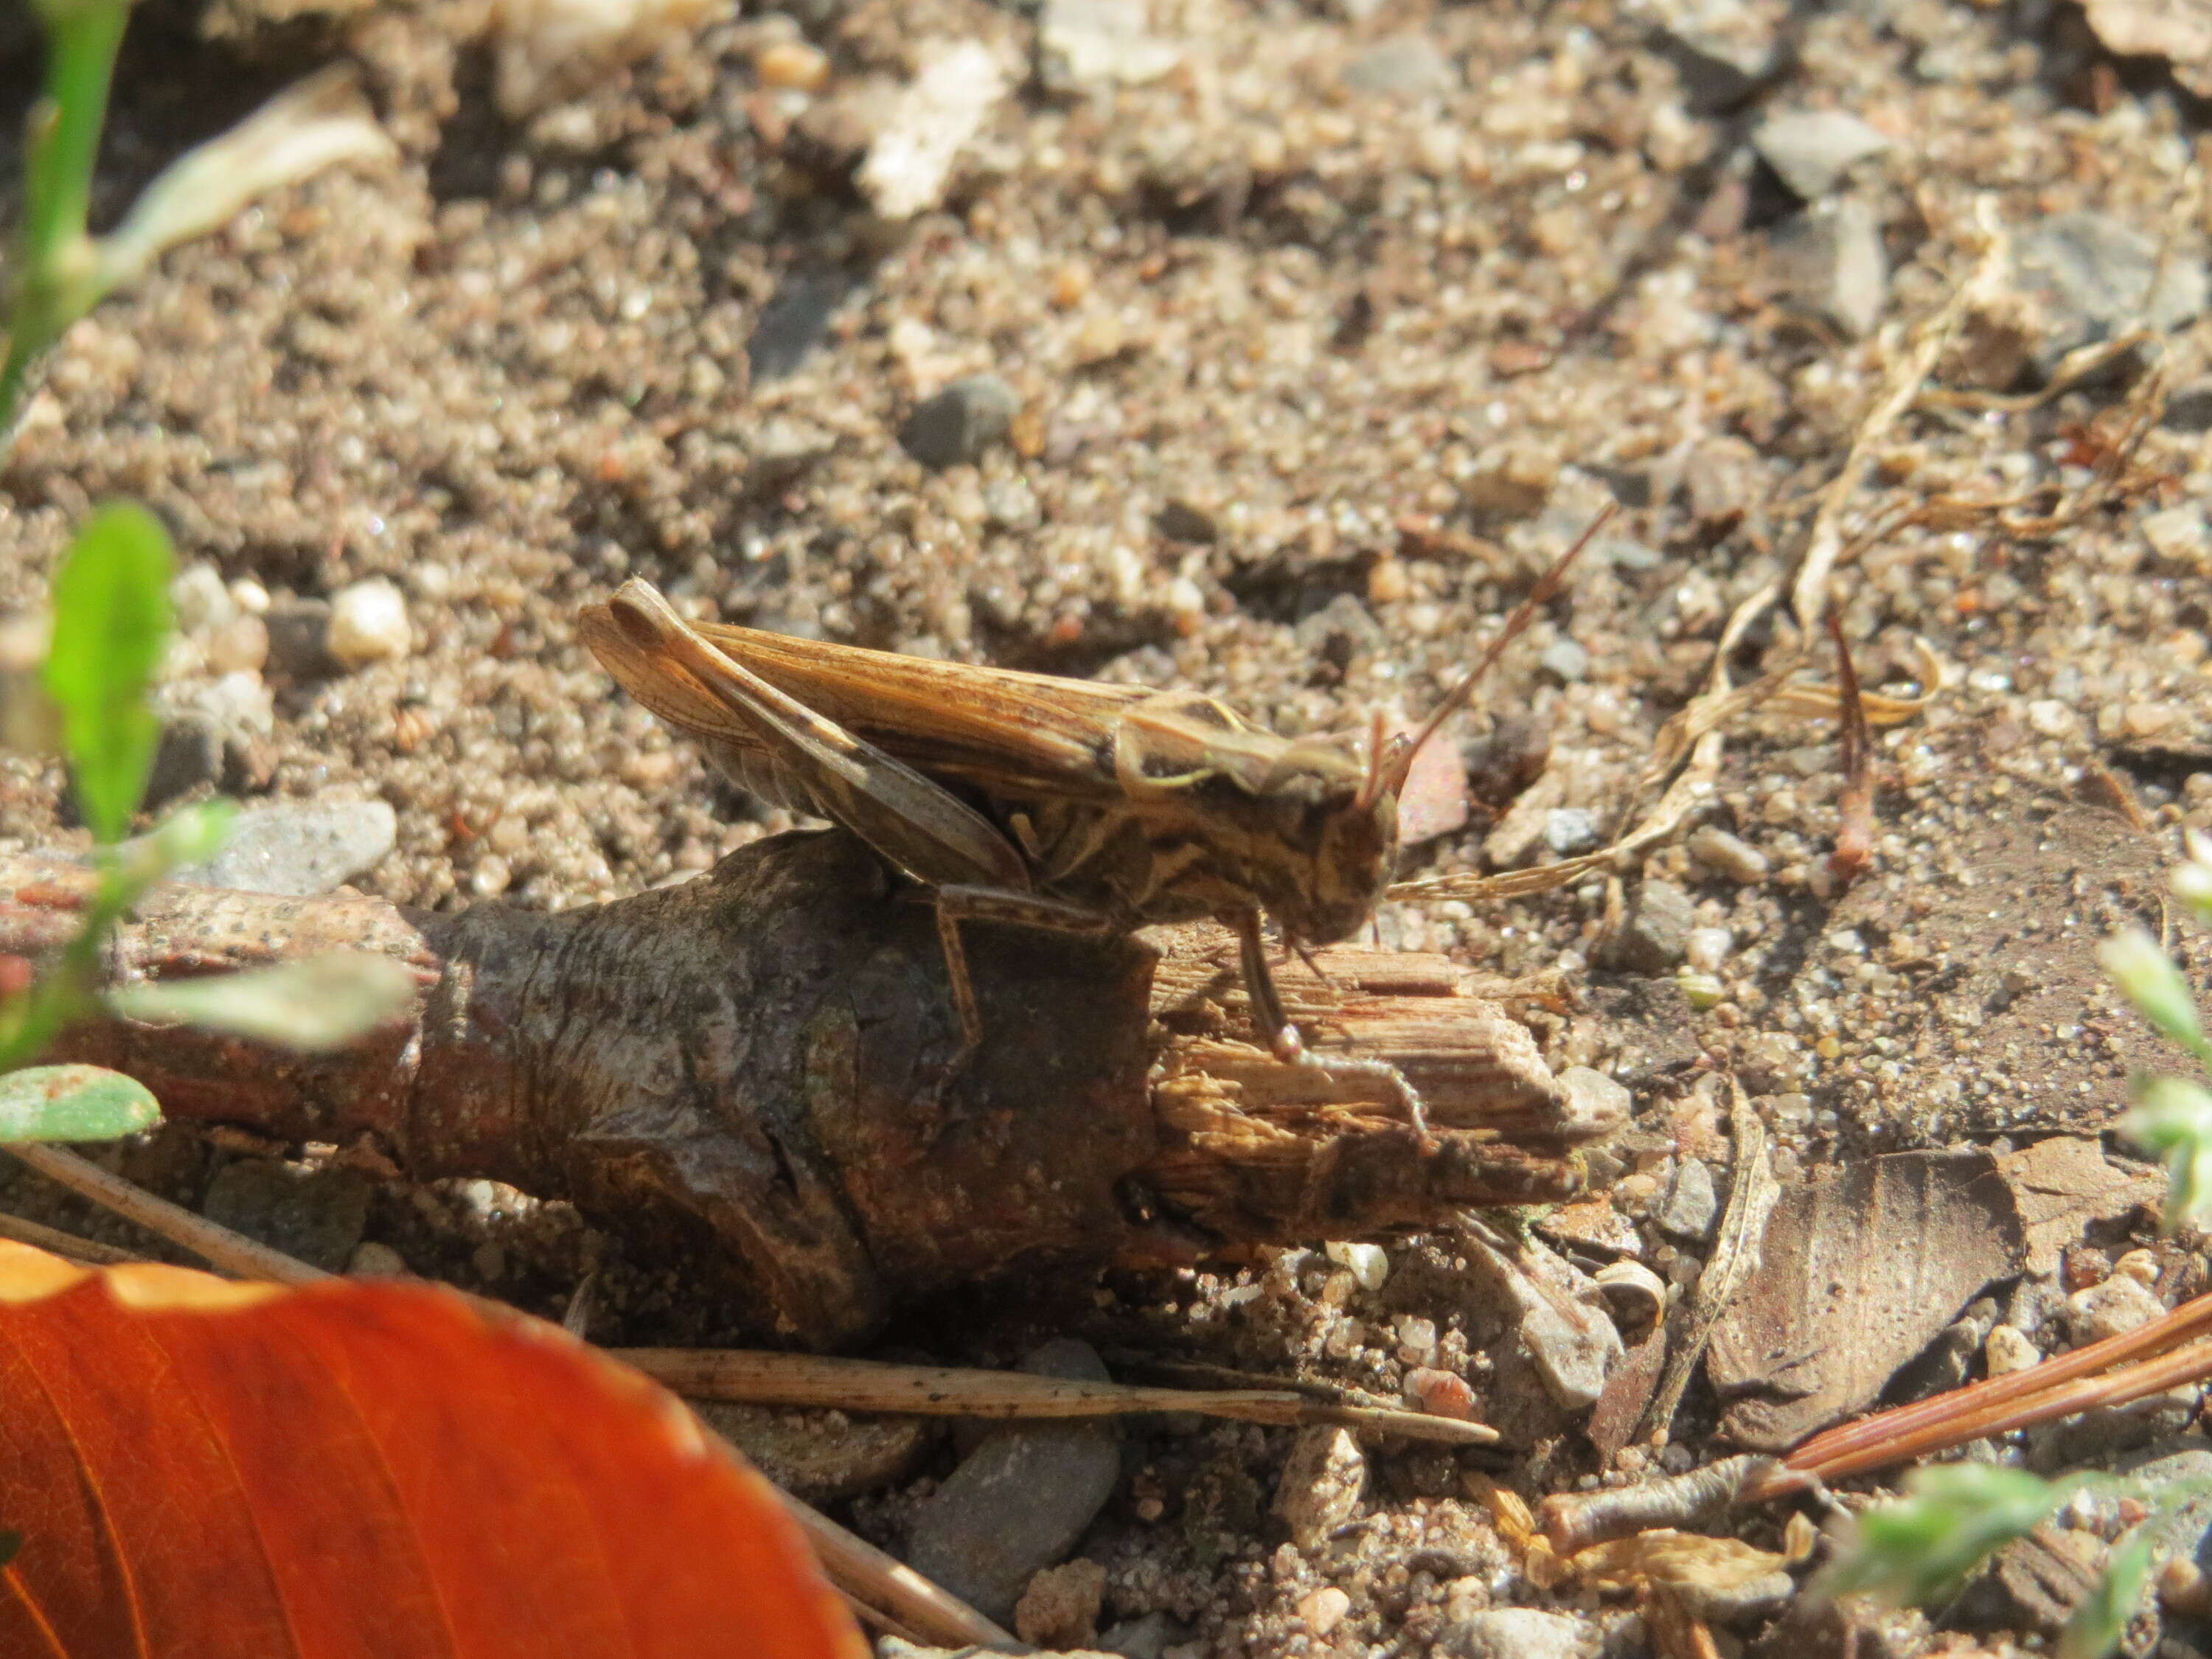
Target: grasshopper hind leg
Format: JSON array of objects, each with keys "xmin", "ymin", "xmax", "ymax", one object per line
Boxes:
[
  {"xmin": 1234, "ymin": 911, "xmax": 1434, "ymax": 1149},
  {"xmin": 925, "ymin": 885, "xmax": 1119, "ymax": 1115}
]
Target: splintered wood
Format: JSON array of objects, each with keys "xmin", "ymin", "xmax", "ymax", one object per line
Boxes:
[{"xmin": 0, "ymin": 830, "xmax": 1622, "ymax": 1348}]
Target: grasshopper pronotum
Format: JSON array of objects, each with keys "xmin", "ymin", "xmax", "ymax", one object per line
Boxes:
[{"xmin": 581, "ymin": 509, "xmax": 1613, "ymax": 1139}]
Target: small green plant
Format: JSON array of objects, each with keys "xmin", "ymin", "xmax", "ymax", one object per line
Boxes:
[
  {"xmin": 0, "ymin": 1, "xmax": 409, "ymax": 1143},
  {"xmin": 1, "ymin": 0, "xmax": 393, "ymax": 453},
  {"xmin": 2104, "ymin": 832, "xmax": 2212, "ymax": 1232},
  {"xmin": 1, "ymin": 505, "xmax": 413, "ymax": 1141},
  {"xmin": 1817, "ymin": 1464, "xmax": 2192, "ymax": 1659}
]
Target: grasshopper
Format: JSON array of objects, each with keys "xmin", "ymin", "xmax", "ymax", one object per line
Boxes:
[{"xmin": 580, "ymin": 509, "xmax": 1612, "ymax": 1139}]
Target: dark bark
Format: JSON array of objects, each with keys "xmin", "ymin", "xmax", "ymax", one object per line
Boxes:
[{"xmin": 0, "ymin": 831, "xmax": 1622, "ymax": 1346}]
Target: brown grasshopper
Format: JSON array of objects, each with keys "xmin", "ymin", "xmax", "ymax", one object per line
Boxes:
[{"xmin": 580, "ymin": 508, "xmax": 1612, "ymax": 1139}]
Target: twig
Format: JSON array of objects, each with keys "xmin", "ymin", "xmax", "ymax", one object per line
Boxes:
[
  {"xmin": 2, "ymin": 835, "xmax": 1619, "ymax": 1349},
  {"xmin": 1410, "ymin": 210, "xmax": 2003, "ymax": 911},
  {"xmin": 1770, "ymin": 1340, "xmax": 2212, "ymax": 1495},
  {"xmin": 4, "ymin": 1143, "xmax": 329, "ymax": 1285},
  {"xmin": 777, "ymin": 1488, "xmax": 1026, "ymax": 1654},
  {"xmin": 1747, "ymin": 1284, "xmax": 2212, "ymax": 1497},
  {"xmin": 1825, "ymin": 613, "xmax": 1874, "ymax": 884},
  {"xmin": 619, "ymin": 1347, "xmax": 1498, "ymax": 1445},
  {"xmin": 0, "ymin": 1207, "xmax": 147, "ymax": 1265},
  {"xmin": 1789, "ymin": 195, "xmax": 2011, "ymax": 633},
  {"xmin": 1540, "ymin": 1455, "xmax": 1789, "ymax": 1557},
  {"xmin": 1638, "ymin": 1085, "xmax": 1778, "ymax": 1446}
]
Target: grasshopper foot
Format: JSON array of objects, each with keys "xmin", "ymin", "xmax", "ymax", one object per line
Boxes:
[{"xmin": 1269, "ymin": 1023, "xmax": 1436, "ymax": 1152}]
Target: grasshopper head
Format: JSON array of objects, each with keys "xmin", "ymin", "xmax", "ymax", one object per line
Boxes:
[{"xmin": 1248, "ymin": 737, "xmax": 1398, "ymax": 947}]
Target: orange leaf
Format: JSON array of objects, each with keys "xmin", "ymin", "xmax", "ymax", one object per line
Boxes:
[{"xmin": 0, "ymin": 1244, "xmax": 866, "ymax": 1659}]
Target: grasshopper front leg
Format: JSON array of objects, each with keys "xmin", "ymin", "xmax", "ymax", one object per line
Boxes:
[{"xmin": 1233, "ymin": 911, "xmax": 1434, "ymax": 1147}]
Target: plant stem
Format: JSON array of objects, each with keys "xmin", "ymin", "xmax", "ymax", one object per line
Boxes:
[{"xmin": 0, "ymin": 0, "xmax": 131, "ymax": 453}]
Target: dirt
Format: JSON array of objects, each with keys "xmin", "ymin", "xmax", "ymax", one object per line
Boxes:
[{"xmin": 3, "ymin": 0, "xmax": 2211, "ymax": 1654}]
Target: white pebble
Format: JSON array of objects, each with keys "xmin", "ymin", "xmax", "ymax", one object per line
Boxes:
[
  {"xmin": 1686, "ymin": 927, "xmax": 1733, "ymax": 971},
  {"xmin": 208, "ymin": 614, "xmax": 269, "ymax": 675},
  {"xmin": 327, "ymin": 579, "xmax": 413, "ymax": 668},
  {"xmin": 1688, "ymin": 826, "xmax": 1770, "ymax": 883},
  {"xmin": 1324, "ymin": 1240, "xmax": 1390, "ymax": 1293},
  {"xmin": 170, "ymin": 564, "xmax": 234, "ymax": 633},
  {"xmin": 1984, "ymin": 1324, "xmax": 2040, "ymax": 1376}
]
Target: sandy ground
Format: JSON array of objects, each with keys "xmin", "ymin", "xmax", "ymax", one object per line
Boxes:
[{"xmin": 3, "ymin": 0, "xmax": 2211, "ymax": 1652}]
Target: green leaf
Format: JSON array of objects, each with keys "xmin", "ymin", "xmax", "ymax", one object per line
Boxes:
[
  {"xmin": 107, "ymin": 952, "xmax": 417, "ymax": 1051},
  {"xmin": 1817, "ymin": 1466, "xmax": 2081, "ymax": 1607},
  {"xmin": 2101, "ymin": 928, "xmax": 2212, "ymax": 1069},
  {"xmin": 2177, "ymin": 834, "xmax": 2212, "ymax": 927},
  {"xmin": 0, "ymin": 1063, "xmax": 159, "ymax": 1142},
  {"xmin": 0, "ymin": 800, "xmax": 237, "ymax": 1074},
  {"xmin": 122, "ymin": 796, "xmax": 238, "ymax": 877},
  {"xmin": 2121, "ymin": 1074, "xmax": 2212, "ymax": 1233},
  {"xmin": 2059, "ymin": 1527, "xmax": 2152, "ymax": 1659},
  {"xmin": 41, "ymin": 503, "xmax": 174, "ymax": 844}
]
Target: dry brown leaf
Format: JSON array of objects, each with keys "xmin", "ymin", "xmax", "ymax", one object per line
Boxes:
[
  {"xmin": 1570, "ymin": 1528, "xmax": 1794, "ymax": 1596},
  {"xmin": 1705, "ymin": 1150, "xmax": 2025, "ymax": 1450},
  {"xmin": 0, "ymin": 1243, "xmax": 864, "ymax": 1658},
  {"xmin": 1998, "ymin": 1136, "xmax": 2167, "ymax": 1277}
]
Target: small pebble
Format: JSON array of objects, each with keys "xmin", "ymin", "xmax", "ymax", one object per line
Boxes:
[
  {"xmin": 1537, "ymin": 638, "xmax": 1589, "ymax": 683},
  {"xmin": 1156, "ymin": 499, "xmax": 1218, "ymax": 544},
  {"xmin": 1685, "ymin": 926, "xmax": 1733, "ymax": 971},
  {"xmin": 1985, "ymin": 1324, "xmax": 2041, "ymax": 1376},
  {"xmin": 2142, "ymin": 506, "xmax": 2209, "ymax": 563},
  {"xmin": 208, "ymin": 614, "xmax": 270, "ymax": 675},
  {"xmin": 905, "ymin": 1339, "xmax": 1121, "ymax": 1621},
  {"xmin": 2067, "ymin": 1273, "xmax": 2166, "ymax": 1344},
  {"xmin": 1655, "ymin": 1157, "xmax": 1718, "ymax": 1242},
  {"xmin": 1676, "ymin": 969, "xmax": 1725, "ymax": 1009},
  {"xmin": 263, "ymin": 597, "xmax": 337, "ymax": 679},
  {"xmin": 1688, "ymin": 825, "xmax": 1770, "ymax": 883},
  {"xmin": 171, "ymin": 798, "xmax": 397, "ymax": 896},
  {"xmin": 2112, "ymin": 1249, "xmax": 2161, "ymax": 1286},
  {"xmin": 1012, "ymin": 1558, "xmax": 1105, "ymax": 1650},
  {"xmin": 899, "ymin": 375, "xmax": 1019, "ymax": 469},
  {"xmin": 755, "ymin": 39, "xmax": 830, "ymax": 93},
  {"xmin": 1340, "ymin": 33, "xmax": 1455, "ymax": 95},
  {"xmin": 171, "ymin": 563, "xmax": 234, "ymax": 633},
  {"xmin": 1296, "ymin": 1586, "xmax": 1351, "ymax": 1639},
  {"xmin": 1752, "ymin": 109, "xmax": 1890, "ymax": 201},
  {"xmin": 1405, "ymin": 1367, "xmax": 1479, "ymax": 1419},
  {"xmin": 1439, "ymin": 1606, "xmax": 1594, "ymax": 1659},
  {"xmin": 327, "ymin": 579, "xmax": 413, "ymax": 669},
  {"xmin": 347, "ymin": 1241, "xmax": 408, "ymax": 1276},
  {"xmin": 2124, "ymin": 703, "xmax": 2179, "ymax": 739},
  {"xmin": 1324, "ymin": 1240, "xmax": 1390, "ymax": 1293},
  {"xmin": 1544, "ymin": 807, "xmax": 1602, "ymax": 856},
  {"xmin": 2025, "ymin": 699, "xmax": 2076, "ymax": 738},
  {"xmin": 1273, "ymin": 1427, "xmax": 1366, "ymax": 1546},
  {"xmin": 1610, "ymin": 877, "xmax": 1694, "ymax": 973}
]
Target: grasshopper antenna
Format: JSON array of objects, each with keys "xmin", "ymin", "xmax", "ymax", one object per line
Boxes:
[{"xmin": 1367, "ymin": 501, "xmax": 1618, "ymax": 807}]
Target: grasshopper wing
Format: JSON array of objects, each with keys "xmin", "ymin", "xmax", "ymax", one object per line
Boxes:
[
  {"xmin": 684, "ymin": 620, "xmax": 1159, "ymax": 802},
  {"xmin": 582, "ymin": 585, "xmax": 1032, "ymax": 892}
]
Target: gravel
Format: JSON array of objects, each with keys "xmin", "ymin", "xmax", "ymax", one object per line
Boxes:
[{"xmin": 2, "ymin": 4, "xmax": 2209, "ymax": 1652}]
